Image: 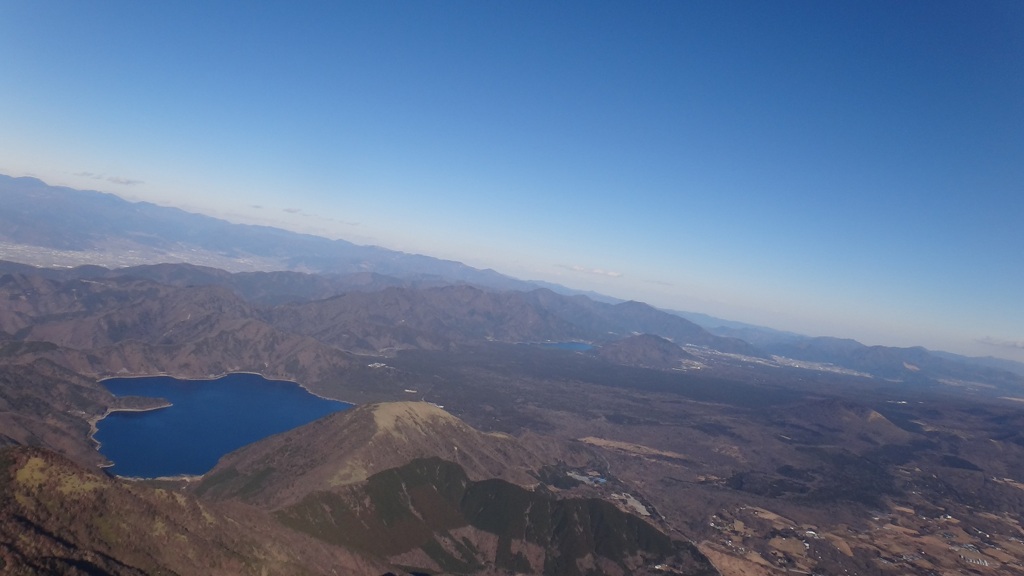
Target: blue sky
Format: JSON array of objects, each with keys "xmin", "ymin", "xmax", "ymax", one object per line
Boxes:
[{"xmin": 1, "ymin": 1, "xmax": 1022, "ymax": 361}]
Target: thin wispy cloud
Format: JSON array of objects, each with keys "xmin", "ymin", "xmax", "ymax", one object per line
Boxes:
[
  {"xmin": 978, "ymin": 337, "xmax": 1024, "ymax": 350},
  {"xmin": 279, "ymin": 207, "xmax": 359, "ymax": 227},
  {"xmin": 74, "ymin": 172, "xmax": 143, "ymax": 185},
  {"xmin": 557, "ymin": 264, "xmax": 623, "ymax": 278}
]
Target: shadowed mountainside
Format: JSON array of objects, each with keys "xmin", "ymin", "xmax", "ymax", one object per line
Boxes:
[{"xmin": 276, "ymin": 457, "xmax": 716, "ymax": 576}]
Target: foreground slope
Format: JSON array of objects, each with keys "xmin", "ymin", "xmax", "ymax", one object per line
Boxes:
[{"xmin": 0, "ymin": 446, "xmax": 389, "ymax": 575}]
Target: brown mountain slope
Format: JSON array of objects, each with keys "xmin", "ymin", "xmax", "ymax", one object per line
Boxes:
[
  {"xmin": 0, "ymin": 446, "xmax": 390, "ymax": 575},
  {"xmin": 0, "ymin": 273, "xmax": 258, "ymax": 349},
  {"xmin": 521, "ymin": 290, "xmax": 757, "ymax": 355},
  {"xmin": 269, "ymin": 284, "xmax": 588, "ymax": 353},
  {"xmin": 0, "ymin": 359, "xmax": 115, "ymax": 468},
  {"xmin": 1, "ymin": 308, "xmax": 369, "ymax": 402},
  {"xmin": 195, "ymin": 401, "xmax": 546, "ymax": 508},
  {"xmin": 195, "ymin": 402, "xmax": 717, "ymax": 576}
]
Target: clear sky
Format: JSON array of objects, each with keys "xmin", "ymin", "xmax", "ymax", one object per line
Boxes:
[{"xmin": 1, "ymin": 1, "xmax": 1022, "ymax": 361}]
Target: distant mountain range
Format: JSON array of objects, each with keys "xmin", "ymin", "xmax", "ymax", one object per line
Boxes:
[
  {"xmin": 0, "ymin": 174, "xmax": 575, "ymax": 295},
  {"xmin": 2, "ymin": 173, "xmax": 1022, "ymax": 387},
  {"xmin": 694, "ymin": 319, "xmax": 1024, "ymax": 382}
]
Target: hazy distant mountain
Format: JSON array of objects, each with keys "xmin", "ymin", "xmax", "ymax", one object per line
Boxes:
[
  {"xmin": 678, "ymin": 308, "xmax": 1024, "ymax": 388},
  {"xmin": 521, "ymin": 289, "xmax": 758, "ymax": 355},
  {"xmin": 669, "ymin": 309, "xmax": 785, "ymax": 334},
  {"xmin": 527, "ymin": 279, "xmax": 625, "ymax": 304},
  {"xmin": 930, "ymin": 349, "xmax": 1024, "ymax": 378},
  {"xmin": 757, "ymin": 336, "xmax": 1024, "ymax": 389},
  {"xmin": 0, "ymin": 174, "xmax": 542, "ymax": 292},
  {"xmin": 670, "ymin": 310, "xmax": 806, "ymax": 348}
]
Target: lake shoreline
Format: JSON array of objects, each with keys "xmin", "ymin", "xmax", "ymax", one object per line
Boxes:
[
  {"xmin": 90, "ymin": 402, "xmax": 173, "ymax": 445},
  {"xmin": 93, "ymin": 372, "xmax": 352, "ymax": 478},
  {"xmin": 98, "ymin": 370, "xmax": 358, "ymax": 405},
  {"xmin": 90, "ymin": 401, "xmax": 174, "ymax": 468}
]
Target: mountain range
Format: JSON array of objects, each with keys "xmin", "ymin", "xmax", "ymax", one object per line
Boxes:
[
  {"xmin": 3, "ymin": 174, "xmax": 1021, "ymax": 384},
  {"xmin": 0, "ymin": 174, "xmax": 556, "ymax": 293}
]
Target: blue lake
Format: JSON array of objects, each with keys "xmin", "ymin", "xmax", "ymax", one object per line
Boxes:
[{"xmin": 95, "ymin": 373, "xmax": 351, "ymax": 478}]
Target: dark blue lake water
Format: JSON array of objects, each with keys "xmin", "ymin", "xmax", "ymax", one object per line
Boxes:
[{"xmin": 95, "ymin": 373, "xmax": 350, "ymax": 478}]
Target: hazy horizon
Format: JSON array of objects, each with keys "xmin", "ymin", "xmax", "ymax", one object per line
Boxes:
[
  {"xmin": 3, "ymin": 171, "xmax": 1022, "ymax": 366},
  {"xmin": 2, "ymin": 2, "xmax": 1021, "ymax": 362}
]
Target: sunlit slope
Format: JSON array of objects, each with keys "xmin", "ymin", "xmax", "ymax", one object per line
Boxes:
[{"xmin": 195, "ymin": 401, "xmax": 546, "ymax": 507}]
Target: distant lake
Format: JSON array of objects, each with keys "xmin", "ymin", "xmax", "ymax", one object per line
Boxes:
[
  {"xmin": 536, "ymin": 342, "xmax": 594, "ymax": 351},
  {"xmin": 95, "ymin": 373, "xmax": 350, "ymax": 478}
]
